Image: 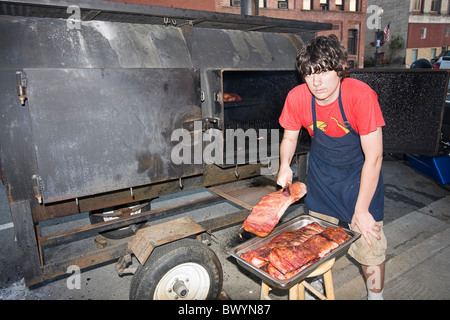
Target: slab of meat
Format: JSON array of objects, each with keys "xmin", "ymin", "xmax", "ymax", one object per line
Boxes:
[
  {"xmin": 240, "ymin": 222, "xmax": 324, "ymax": 268},
  {"xmin": 240, "ymin": 249, "xmax": 270, "ymax": 269},
  {"xmin": 223, "ymin": 93, "xmax": 242, "ymax": 102},
  {"xmin": 320, "ymin": 226, "xmax": 351, "ymax": 245},
  {"xmin": 267, "ymin": 228, "xmax": 349, "ymax": 277},
  {"xmin": 266, "ymin": 259, "xmax": 314, "ymax": 280},
  {"xmin": 242, "ymin": 182, "xmax": 307, "ymax": 237},
  {"xmin": 268, "ymin": 240, "xmax": 319, "ymax": 274},
  {"xmin": 240, "ymin": 223, "xmax": 350, "ymax": 280}
]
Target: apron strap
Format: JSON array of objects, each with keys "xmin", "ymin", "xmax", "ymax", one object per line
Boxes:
[{"xmin": 311, "ymin": 86, "xmax": 354, "ymax": 134}]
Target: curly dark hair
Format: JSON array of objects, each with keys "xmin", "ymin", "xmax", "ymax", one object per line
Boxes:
[{"xmin": 296, "ymin": 35, "xmax": 350, "ymax": 81}]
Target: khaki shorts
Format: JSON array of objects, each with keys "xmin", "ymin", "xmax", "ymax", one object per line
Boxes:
[{"xmin": 309, "ymin": 211, "xmax": 387, "ymax": 266}]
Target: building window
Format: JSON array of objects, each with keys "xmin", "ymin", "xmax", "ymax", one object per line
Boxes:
[
  {"xmin": 303, "ymin": 0, "xmax": 311, "ymax": 10},
  {"xmin": 336, "ymin": 0, "xmax": 344, "ymax": 11},
  {"xmin": 412, "ymin": 49, "xmax": 418, "ymax": 62},
  {"xmin": 278, "ymin": 0, "xmax": 288, "ymax": 9},
  {"xmin": 320, "ymin": 0, "xmax": 329, "ymax": 10},
  {"xmin": 446, "ymin": 27, "xmax": 450, "ymax": 37},
  {"xmin": 348, "ymin": 29, "xmax": 357, "ymax": 55},
  {"xmin": 421, "ymin": 27, "xmax": 427, "ymax": 39},
  {"xmin": 259, "ymin": 0, "xmax": 267, "ymax": 8},
  {"xmin": 431, "ymin": 48, "xmax": 437, "ymax": 59},
  {"xmin": 349, "ymin": 0, "xmax": 357, "ymax": 12},
  {"xmin": 230, "ymin": 0, "xmax": 241, "ymax": 7},
  {"xmin": 412, "ymin": 0, "xmax": 423, "ymax": 12},
  {"xmin": 431, "ymin": 0, "xmax": 442, "ymax": 13}
]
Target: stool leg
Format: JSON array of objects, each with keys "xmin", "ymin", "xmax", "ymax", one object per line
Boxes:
[
  {"xmin": 289, "ymin": 284, "xmax": 299, "ymax": 300},
  {"xmin": 297, "ymin": 282, "xmax": 306, "ymax": 300},
  {"xmin": 323, "ymin": 270, "xmax": 335, "ymax": 300},
  {"xmin": 289, "ymin": 282, "xmax": 305, "ymax": 300},
  {"xmin": 260, "ymin": 282, "xmax": 271, "ymax": 300},
  {"xmin": 302, "ymin": 281, "xmax": 326, "ymax": 300}
]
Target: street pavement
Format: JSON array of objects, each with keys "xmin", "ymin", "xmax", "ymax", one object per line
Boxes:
[{"xmin": 0, "ymin": 157, "xmax": 449, "ymax": 300}]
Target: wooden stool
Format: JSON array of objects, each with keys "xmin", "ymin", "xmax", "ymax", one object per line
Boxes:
[{"xmin": 260, "ymin": 258, "xmax": 335, "ymax": 300}]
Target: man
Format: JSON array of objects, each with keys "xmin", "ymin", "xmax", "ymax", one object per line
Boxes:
[{"xmin": 277, "ymin": 35, "xmax": 386, "ymax": 300}]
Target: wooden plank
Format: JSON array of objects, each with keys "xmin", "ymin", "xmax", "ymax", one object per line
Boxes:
[
  {"xmin": 208, "ymin": 186, "xmax": 254, "ymax": 210},
  {"xmin": 208, "ymin": 178, "xmax": 277, "ymax": 210}
]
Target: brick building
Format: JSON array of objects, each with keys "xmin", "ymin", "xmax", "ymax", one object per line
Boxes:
[
  {"xmin": 365, "ymin": 0, "xmax": 450, "ymax": 67},
  {"xmin": 407, "ymin": 0, "xmax": 450, "ymax": 65},
  {"xmin": 108, "ymin": 0, "xmax": 368, "ymax": 68}
]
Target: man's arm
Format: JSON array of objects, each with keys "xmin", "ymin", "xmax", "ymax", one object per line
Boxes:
[
  {"xmin": 351, "ymin": 127, "xmax": 384, "ymax": 247},
  {"xmin": 277, "ymin": 129, "xmax": 300, "ymax": 187}
]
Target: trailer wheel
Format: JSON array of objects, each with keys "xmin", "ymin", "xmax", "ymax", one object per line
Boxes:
[
  {"xmin": 89, "ymin": 201, "xmax": 150, "ymax": 240},
  {"xmin": 129, "ymin": 238, "xmax": 223, "ymax": 300}
]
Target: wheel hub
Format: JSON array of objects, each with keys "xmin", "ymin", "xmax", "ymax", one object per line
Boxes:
[
  {"xmin": 153, "ymin": 262, "xmax": 210, "ymax": 300},
  {"xmin": 172, "ymin": 280, "xmax": 189, "ymax": 298}
]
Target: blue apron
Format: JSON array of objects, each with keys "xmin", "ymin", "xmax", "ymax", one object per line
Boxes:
[{"xmin": 305, "ymin": 88, "xmax": 384, "ymax": 223}]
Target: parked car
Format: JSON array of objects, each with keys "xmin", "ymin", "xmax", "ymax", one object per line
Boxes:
[
  {"xmin": 411, "ymin": 58, "xmax": 432, "ymax": 68},
  {"xmin": 433, "ymin": 56, "xmax": 450, "ymax": 69},
  {"xmin": 431, "ymin": 50, "xmax": 450, "ymax": 66}
]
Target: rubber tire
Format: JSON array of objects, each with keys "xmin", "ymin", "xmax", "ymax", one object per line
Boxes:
[
  {"xmin": 129, "ymin": 238, "xmax": 223, "ymax": 300},
  {"xmin": 89, "ymin": 201, "xmax": 150, "ymax": 240}
]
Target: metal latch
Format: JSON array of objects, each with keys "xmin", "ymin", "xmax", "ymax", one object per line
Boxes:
[
  {"xmin": 31, "ymin": 174, "xmax": 44, "ymax": 204},
  {"xmin": 16, "ymin": 71, "xmax": 27, "ymax": 106}
]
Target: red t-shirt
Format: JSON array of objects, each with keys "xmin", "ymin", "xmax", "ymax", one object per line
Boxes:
[{"xmin": 279, "ymin": 78, "xmax": 385, "ymax": 137}]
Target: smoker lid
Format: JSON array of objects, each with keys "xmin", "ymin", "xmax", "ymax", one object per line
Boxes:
[{"xmin": 0, "ymin": 0, "xmax": 331, "ymax": 34}]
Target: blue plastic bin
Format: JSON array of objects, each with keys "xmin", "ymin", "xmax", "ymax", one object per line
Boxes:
[{"xmin": 407, "ymin": 154, "xmax": 450, "ymax": 185}]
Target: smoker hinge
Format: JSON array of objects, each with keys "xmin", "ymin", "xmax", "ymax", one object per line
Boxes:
[
  {"xmin": 181, "ymin": 118, "xmax": 221, "ymax": 132},
  {"xmin": 16, "ymin": 71, "xmax": 27, "ymax": 106},
  {"xmin": 31, "ymin": 175, "xmax": 44, "ymax": 204},
  {"xmin": 202, "ymin": 117, "xmax": 221, "ymax": 131}
]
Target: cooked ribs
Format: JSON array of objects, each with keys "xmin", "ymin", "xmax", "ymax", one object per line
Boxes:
[
  {"xmin": 268, "ymin": 234, "xmax": 338, "ymax": 274},
  {"xmin": 241, "ymin": 222, "xmax": 324, "ymax": 268},
  {"xmin": 240, "ymin": 222, "xmax": 350, "ymax": 280},
  {"xmin": 266, "ymin": 258, "xmax": 315, "ymax": 280},
  {"xmin": 320, "ymin": 226, "xmax": 352, "ymax": 245},
  {"xmin": 242, "ymin": 182, "xmax": 307, "ymax": 237}
]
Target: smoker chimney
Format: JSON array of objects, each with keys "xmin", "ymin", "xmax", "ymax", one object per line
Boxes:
[{"xmin": 241, "ymin": 0, "xmax": 259, "ymax": 16}]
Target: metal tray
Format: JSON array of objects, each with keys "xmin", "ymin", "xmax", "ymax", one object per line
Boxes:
[{"xmin": 228, "ymin": 214, "xmax": 361, "ymax": 289}]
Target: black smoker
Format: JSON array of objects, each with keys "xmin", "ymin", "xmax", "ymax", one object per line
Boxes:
[{"xmin": 0, "ymin": 0, "xmax": 448, "ymax": 298}]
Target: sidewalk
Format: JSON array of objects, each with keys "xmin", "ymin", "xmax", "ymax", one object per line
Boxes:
[{"xmin": 334, "ymin": 195, "xmax": 450, "ymax": 299}]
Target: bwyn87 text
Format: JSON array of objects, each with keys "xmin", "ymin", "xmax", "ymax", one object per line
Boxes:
[{"xmin": 178, "ymin": 303, "xmax": 271, "ymax": 317}]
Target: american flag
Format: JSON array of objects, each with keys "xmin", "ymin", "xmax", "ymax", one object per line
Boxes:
[{"xmin": 384, "ymin": 23, "xmax": 391, "ymax": 43}]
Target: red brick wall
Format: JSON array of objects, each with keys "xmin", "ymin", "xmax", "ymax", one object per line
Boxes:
[{"xmin": 407, "ymin": 23, "xmax": 450, "ymax": 48}]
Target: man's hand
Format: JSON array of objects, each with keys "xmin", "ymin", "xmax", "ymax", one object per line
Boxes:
[
  {"xmin": 277, "ymin": 166, "xmax": 293, "ymax": 188},
  {"xmin": 350, "ymin": 210, "xmax": 381, "ymax": 247},
  {"xmin": 277, "ymin": 129, "xmax": 300, "ymax": 187}
]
